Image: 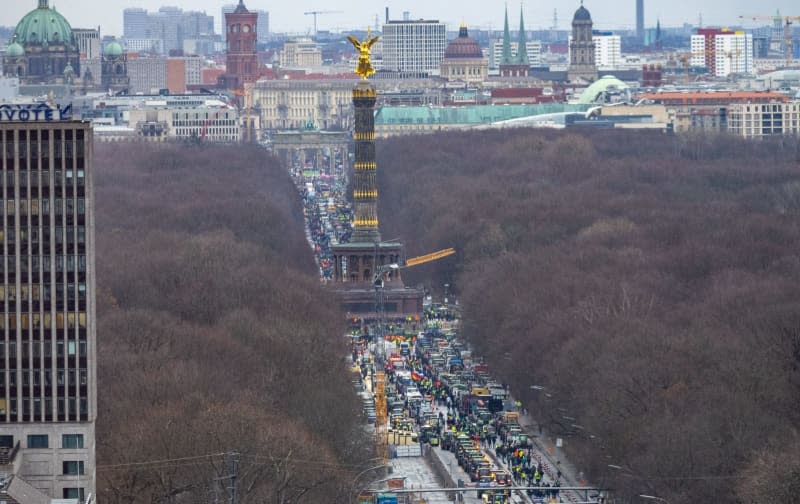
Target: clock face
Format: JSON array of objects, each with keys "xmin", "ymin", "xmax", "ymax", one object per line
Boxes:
[{"xmin": 243, "ymin": 24, "xmax": 250, "ymax": 33}]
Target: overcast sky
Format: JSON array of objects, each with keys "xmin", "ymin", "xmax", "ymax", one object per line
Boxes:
[{"xmin": 1, "ymin": 0, "xmax": 795, "ymax": 38}]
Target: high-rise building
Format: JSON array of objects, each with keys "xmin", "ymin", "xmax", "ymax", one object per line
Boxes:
[
  {"xmin": 691, "ymin": 29, "xmax": 753, "ymax": 77},
  {"xmin": 636, "ymin": 0, "xmax": 644, "ymax": 42},
  {"xmin": 0, "ymin": 102, "xmax": 96, "ymax": 502},
  {"xmin": 593, "ymin": 32, "xmax": 622, "ymax": 68},
  {"xmin": 123, "ymin": 8, "xmax": 149, "ymax": 39},
  {"xmin": 127, "ymin": 57, "xmax": 167, "ymax": 94},
  {"xmin": 570, "ymin": 31, "xmax": 621, "ymax": 69},
  {"xmin": 72, "ymin": 28, "xmax": 101, "ymax": 60},
  {"xmin": 124, "ymin": 7, "xmax": 217, "ymax": 56},
  {"xmin": 255, "ymin": 10, "xmax": 269, "ymax": 44},
  {"xmin": 567, "ymin": 3, "xmax": 598, "ymax": 82},
  {"xmin": 489, "ymin": 40, "xmax": 542, "ymax": 68},
  {"xmin": 381, "ymin": 19, "xmax": 447, "ymax": 76}
]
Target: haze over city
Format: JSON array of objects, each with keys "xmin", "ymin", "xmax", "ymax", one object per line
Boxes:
[{"xmin": 1, "ymin": 0, "xmax": 799, "ymax": 36}]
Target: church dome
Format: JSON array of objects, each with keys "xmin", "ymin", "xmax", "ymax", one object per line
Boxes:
[
  {"xmin": 104, "ymin": 41, "xmax": 123, "ymax": 57},
  {"xmin": 6, "ymin": 42, "xmax": 25, "ymax": 57},
  {"xmin": 13, "ymin": 0, "xmax": 75, "ymax": 47},
  {"xmin": 444, "ymin": 25, "xmax": 483, "ymax": 59},
  {"xmin": 573, "ymin": 5, "xmax": 592, "ymax": 22}
]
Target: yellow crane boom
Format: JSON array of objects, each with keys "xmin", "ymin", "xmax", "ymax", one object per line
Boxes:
[{"xmin": 404, "ymin": 248, "xmax": 456, "ymax": 268}]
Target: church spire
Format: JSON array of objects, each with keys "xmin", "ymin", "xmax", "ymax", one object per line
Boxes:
[
  {"xmin": 501, "ymin": 4, "xmax": 513, "ymax": 65},
  {"xmin": 38, "ymin": 0, "xmax": 49, "ymax": 9},
  {"xmin": 517, "ymin": 4, "xmax": 529, "ymax": 65}
]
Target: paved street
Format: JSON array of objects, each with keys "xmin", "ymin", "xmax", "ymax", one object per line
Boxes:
[{"xmin": 292, "ymin": 142, "xmax": 597, "ymax": 504}]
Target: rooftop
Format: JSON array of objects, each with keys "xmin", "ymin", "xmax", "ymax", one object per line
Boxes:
[{"xmin": 375, "ymin": 103, "xmax": 592, "ymax": 126}]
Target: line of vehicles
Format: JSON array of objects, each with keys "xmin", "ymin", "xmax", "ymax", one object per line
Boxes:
[
  {"xmin": 350, "ymin": 302, "xmax": 580, "ymax": 504},
  {"xmin": 292, "ymin": 163, "xmax": 353, "ymax": 280}
]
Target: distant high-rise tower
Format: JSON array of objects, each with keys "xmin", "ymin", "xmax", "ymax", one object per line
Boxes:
[
  {"xmin": 568, "ymin": 2, "xmax": 598, "ymax": 82},
  {"xmin": 255, "ymin": 10, "xmax": 269, "ymax": 44},
  {"xmin": 224, "ymin": 0, "xmax": 258, "ymax": 89},
  {"xmin": 381, "ymin": 18, "xmax": 446, "ymax": 76},
  {"xmin": 636, "ymin": 0, "xmax": 644, "ymax": 42}
]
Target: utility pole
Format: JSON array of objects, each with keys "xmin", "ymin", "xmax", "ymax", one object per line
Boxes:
[{"xmin": 229, "ymin": 451, "xmax": 240, "ymax": 504}]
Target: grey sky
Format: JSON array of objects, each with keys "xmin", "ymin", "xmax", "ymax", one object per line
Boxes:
[{"xmin": 2, "ymin": 0, "xmax": 796, "ymax": 38}]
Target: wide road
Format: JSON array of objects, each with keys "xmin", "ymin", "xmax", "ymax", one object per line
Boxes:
[{"xmin": 289, "ymin": 147, "xmax": 599, "ymax": 504}]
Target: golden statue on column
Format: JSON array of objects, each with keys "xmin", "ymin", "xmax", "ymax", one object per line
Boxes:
[{"xmin": 347, "ymin": 29, "xmax": 380, "ymax": 79}]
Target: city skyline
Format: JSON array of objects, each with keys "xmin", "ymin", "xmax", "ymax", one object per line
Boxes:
[{"xmin": 1, "ymin": 0, "xmax": 798, "ymax": 39}]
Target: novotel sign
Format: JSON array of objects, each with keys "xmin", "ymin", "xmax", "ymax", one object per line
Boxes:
[{"xmin": 0, "ymin": 103, "xmax": 73, "ymax": 122}]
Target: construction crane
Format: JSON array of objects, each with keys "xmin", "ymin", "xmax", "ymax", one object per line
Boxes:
[
  {"xmin": 303, "ymin": 10, "xmax": 343, "ymax": 36},
  {"xmin": 739, "ymin": 14, "xmax": 800, "ymax": 63},
  {"xmin": 675, "ymin": 48, "xmax": 744, "ymax": 82},
  {"xmin": 372, "ymin": 246, "xmax": 456, "ymax": 462}
]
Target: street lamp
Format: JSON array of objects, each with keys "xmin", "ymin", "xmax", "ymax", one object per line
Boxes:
[
  {"xmin": 349, "ymin": 464, "xmax": 392, "ymax": 503},
  {"xmin": 639, "ymin": 495, "xmax": 670, "ymax": 504},
  {"xmin": 374, "ymin": 262, "xmax": 400, "ymax": 362}
]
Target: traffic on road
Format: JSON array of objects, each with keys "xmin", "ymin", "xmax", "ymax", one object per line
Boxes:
[{"xmin": 350, "ymin": 305, "xmax": 599, "ymax": 504}]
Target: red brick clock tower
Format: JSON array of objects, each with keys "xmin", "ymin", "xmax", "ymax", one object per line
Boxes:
[{"xmin": 224, "ymin": 0, "xmax": 258, "ymax": 89}]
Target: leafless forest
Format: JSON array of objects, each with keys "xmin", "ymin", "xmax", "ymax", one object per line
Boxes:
[
  {"xmin": 94, "ymin": 143, "xmax": 371, "ymax": 503},
  {"xmin": 377, "ymin": 130, "xmax": 800, "ymax": 503}
]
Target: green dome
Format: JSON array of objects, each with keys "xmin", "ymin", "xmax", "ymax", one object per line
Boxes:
[
  {"xmin": 6, "ymin": 42, "xmax": 25, "ymax": 57},
  {"xmin": 13, "ymin": 0, "xmax": 75, "ymax": 47},
  {"xmin": 577, "ymin": 75, "xmax": 628, "ymax": 104},
  {"xmin": 104, "ymin": 41, "xmax": 123, "ymax": 57}
]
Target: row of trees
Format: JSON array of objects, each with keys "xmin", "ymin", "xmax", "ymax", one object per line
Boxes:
[
  {"xmin": 94, "ymin": 143, "xmax": 372, "ymax": 503},
  {"xmin": 377, "ymin": 129, "xmax": 800, "ymax": 503}
]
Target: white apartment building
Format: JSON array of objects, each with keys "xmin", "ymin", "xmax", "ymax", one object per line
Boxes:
[
  {"xmin": 128, "ymin": 98, "xmax": 240, "ymax": 143},
  {"xmin": 593, "ymin": 34, "xmax": 622, "ymax": 68},
  {"xmin": 568, "ymin": 33, "xmax": 621, "ymax": 69},
  {"xmin": 728, "ymin": 102, "xmax": 800, "ymax": 138},
  {"xmin": 690, "ymin": 30, "xmax": 754, "ymax": 77},
  {"xmin": 489, "ymin": 40, "xmax": 543, "ymax": 68},
  {"xmin": 381, "ymin": 20, "xmax": 447, "ymax": 75}
]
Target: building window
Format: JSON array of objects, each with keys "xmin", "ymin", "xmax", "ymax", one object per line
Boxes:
[
  {"xmin": 62, "ymin": 434, "xmax": 84, "ymax": 449},
  {"xmin": 63, "ymin": 460, "xmax": 85, "ymax": 475},
  {"xmin": 63, "ymin": 488, "xmax": 85, "ymax": 501},
  {"xmin": 27, "ymin": 434, "xmax": 48, "ymax": 448}
]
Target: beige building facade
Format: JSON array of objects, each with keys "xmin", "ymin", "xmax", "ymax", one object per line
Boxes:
[
  {"xmin": 252, "ymin": 79, "xmax": 355, "ymax": 130},
  {"xmin": 279, "ymin": 39, "xmax": 323, "ymax": 68},
  {"xmin": 728, "ymin": 102, "xmax": 800, "ymax": 138}
]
